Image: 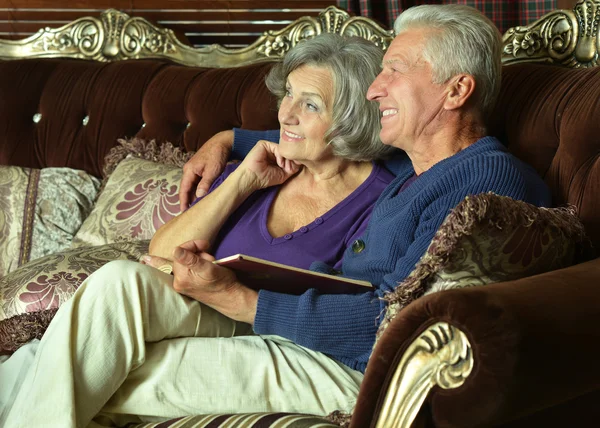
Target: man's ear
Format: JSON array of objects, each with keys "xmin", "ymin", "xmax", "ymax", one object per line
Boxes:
[{"xmin": 443, "ymin": 74, "xmax": 476, "ymax": 110}]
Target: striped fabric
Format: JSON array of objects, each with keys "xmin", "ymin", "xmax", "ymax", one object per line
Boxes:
[
  {"xmin": 131, "ymin": 413, "xmax": 339, "ymax": 428},
  {"xmin": 337, "ymin": 0, "xmax": 556, "ymax": 33}
]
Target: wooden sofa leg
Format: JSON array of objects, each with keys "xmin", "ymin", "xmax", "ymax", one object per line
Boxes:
[{"xmin": 374, "ymin": 322, "xmax": 474, "ymax": 428}]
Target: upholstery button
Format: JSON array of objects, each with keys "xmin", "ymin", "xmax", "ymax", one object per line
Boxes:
[
  {"xmin": 314, "ymin": 217, "xmax": 323, "ymax": 225},
  {"xmin": 352, "ymin": 239, "xmax": 365, "ymax": 253},
  {"xmin": 33, "ymin": 113, "xmax": 42, "ymax": 123},
  {"xmin": 82, "ymin": 115, "xmax": 89, "ymax": 126},
  {"xmin": 284, "ymin": 233, "xmax": 293, "ymax": 240},
  {"xmin": 300, "ymin": 226, "xmax": 308, "ymax": 233}
]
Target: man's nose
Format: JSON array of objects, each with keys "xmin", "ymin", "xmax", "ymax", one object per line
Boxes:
[{"xmin": 367, "ymin": 74, "xmax": 386, "ymax": 101}]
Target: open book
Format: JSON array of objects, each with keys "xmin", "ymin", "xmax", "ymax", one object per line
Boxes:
[{"xmin": 214, "ymin": 254, "xmax": 372, "ymax": 295}]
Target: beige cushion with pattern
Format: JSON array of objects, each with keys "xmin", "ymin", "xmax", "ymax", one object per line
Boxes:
[
  {"xmin": 0, "ymin": 166, "xmax": 100, "ymax": 278},
  {"xmin": 0, "ymin": 240, "xmax": 149, "ymax": 352},
  {"xmin": 376, "ymin": 193, "xmax": 588, "ymax": 343}
]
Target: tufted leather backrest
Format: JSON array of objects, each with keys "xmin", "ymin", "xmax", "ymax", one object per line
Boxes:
[
  {"xmin": 0, "ymin": 59, "xmax": 279, "ymax": 177},
  {"xmin": 489, "ymin": 63, "xmax": 600, "ymax": 250},
  {"xmin": 1, "ymin": 58, "xmax": 598, "ymax": 249}
]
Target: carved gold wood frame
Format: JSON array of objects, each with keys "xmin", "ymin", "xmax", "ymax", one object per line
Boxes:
[
  {"xmin": 0, "ymin": 6, "xmax": 393, "ymax": 67},
  {"xmin": 502, "ymin": 0, "xmax": 600, "ymax": 67},
  {"xmin": 374, "ymin": 322, "xmax": 473, "ymax": 428}
]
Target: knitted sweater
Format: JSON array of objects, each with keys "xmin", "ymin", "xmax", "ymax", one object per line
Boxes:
[{"xmin": 234, "ymin": 129, "xmax": 551, "ymax": 372}]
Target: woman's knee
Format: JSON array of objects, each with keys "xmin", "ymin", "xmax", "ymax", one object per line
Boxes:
[{"xmin": 80, "ymin": 260, "xmax": 153, "ymax": 298}]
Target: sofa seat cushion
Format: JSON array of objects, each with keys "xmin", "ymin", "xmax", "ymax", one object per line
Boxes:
[{"xmin": 130, "ymin": 413, "xmax": 339, "ymax": 427}]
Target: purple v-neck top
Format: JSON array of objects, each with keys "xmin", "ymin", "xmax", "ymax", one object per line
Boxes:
[{"xmin": 192, "ymin": 162, "xmax": 394, "ymax": 270}]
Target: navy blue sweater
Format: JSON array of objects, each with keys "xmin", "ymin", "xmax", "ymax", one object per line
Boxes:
[{"xmin": 234, "ymin": 129, "xmax": 551, "ymax": 373}]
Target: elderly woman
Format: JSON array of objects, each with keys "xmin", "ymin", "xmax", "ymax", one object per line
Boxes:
[
  {"xmin": 5, "ymin": 34, "xmax": 394, "ymax": 427},
  {"xmin": 148, "ymin": 33, "xmax": 395, "ymax": 271}
]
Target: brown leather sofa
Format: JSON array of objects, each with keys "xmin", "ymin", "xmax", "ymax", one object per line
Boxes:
[{"xmin": 1, "ymin": 2, "xmax": 599, "ymax": 427}]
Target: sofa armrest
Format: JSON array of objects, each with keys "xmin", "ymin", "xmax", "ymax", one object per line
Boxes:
[{"xmin": 352, "ymin": 257, "xmax": 600, "ymax": 428}]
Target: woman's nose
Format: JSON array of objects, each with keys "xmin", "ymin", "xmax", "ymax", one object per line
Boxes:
[{"xmin": 279, "ymin": 102, "xmax": 300, "ymax": 125}]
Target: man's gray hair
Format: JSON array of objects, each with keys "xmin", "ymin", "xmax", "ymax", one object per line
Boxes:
[
  {"xmin": 394, "ymin": 4, "xmax": 502, "ymax": 119},
  {"xmin": 265, "ymin": 33, "xmax": 396, "ymax": 161}
]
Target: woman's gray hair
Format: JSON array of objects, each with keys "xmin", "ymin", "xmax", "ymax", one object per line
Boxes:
[
  {"xmin": 394, "ymin": 5, "xmax": 502, "ymax": 119},
  {"xmin": 265, "ymin": 33, "xmax": 396, "ymax": 161}
]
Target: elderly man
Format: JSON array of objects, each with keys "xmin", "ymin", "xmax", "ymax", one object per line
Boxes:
[
  {"xmin": 5, "ymin": 5, "xmax": 551, "ymax": 428},
  {"xmin": 175, "ymin": 4, "xmax": 551, "ymax": 375}
]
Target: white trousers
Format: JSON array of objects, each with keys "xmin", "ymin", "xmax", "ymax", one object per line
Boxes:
[{"xmin": 5, "ymin": 260, "xmax": 363, "ymax": 428}]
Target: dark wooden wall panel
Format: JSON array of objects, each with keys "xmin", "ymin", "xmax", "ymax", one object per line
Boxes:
[{"xmin": 0, "ymin": 0, "xmax": 337, "ymax": 47}]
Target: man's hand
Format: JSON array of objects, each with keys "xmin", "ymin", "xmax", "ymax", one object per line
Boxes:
[
  {"xmin": 179, "ymin": 130, "xmax": 234, "ymax": 211},
  {"xmin": 234, "ymin": 140, "xmax": 300, "ymax": 191},
  {"xmin": 143, "ymin": 240, "xmax": 258, "ymax": 325}
]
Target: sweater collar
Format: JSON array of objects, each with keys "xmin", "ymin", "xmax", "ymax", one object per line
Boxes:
[{"xmin": 383, "ymin": 136, "xmax": 505, "ymax": 200}]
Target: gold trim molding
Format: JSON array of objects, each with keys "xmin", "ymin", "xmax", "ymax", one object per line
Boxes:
[
  {"xmin": 374, "ymin": 322, "xmax": 473, "ymax": 428},
  {"xmin": 502, "ymin": 0, "xmax": 600, "ymax": 67},
  {"xmin": 0, "ymin": 6, "xmax": 393, "ymax": 68}
]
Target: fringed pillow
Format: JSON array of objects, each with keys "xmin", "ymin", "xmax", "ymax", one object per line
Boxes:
[
  {"xmin": 72, "ymin": 138, "xmax": 194, "ymax": 247},
  {"xmin": 0, "ymin": 240, "xmax": 149, "ymax": 352},
  {"xmin": 376, "ymin": 192, "xmax": 588, "ymax": 343}
]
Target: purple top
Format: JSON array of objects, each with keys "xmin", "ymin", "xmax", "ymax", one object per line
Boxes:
[{"xmin": 192, "ymin": 162, "xmax": 394, "ymax": 270}]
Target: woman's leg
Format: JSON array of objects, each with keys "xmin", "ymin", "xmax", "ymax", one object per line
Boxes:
[
  {"xmin": 0, "ymin": 339, "xmax": 39, "ymax": 425},
  {"xmin": 97, "ymin": 335, "xmax": 364, "ymax": 426},
  {"xmin": 5, "ymin": 260, "xmax": 251, "ymax": 428}
]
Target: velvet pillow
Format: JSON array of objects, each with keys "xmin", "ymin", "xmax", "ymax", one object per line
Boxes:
[
  {"xmin": 376, "ymin": 193, "xmax": 588, "ymax": 342},
  {"xmin": 0, "ymin": 240, "xmax": 149, "ymax": 352},
  {"xmin": 71, "ymin": 138, "xmax": 193, "ymax": 247},
  {"xmin": 0, "ymin": 166, "xmax": 100, "ymax": 278}
]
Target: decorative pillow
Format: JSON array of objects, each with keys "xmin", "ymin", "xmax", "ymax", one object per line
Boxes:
[
  {"xmin": 71, "ymin": 138, "xmax": 193, "ymax": 248},
  {"xmin": 0, "ymin": 166, "xmax": 100, "ymax": 278},
  {"xmin": 0, "ymin": 240, "xmax": 149, "ymax": 352},
  {"xmin": 376, "ymin": 193, "xmax": 588, "ymax": 342}
]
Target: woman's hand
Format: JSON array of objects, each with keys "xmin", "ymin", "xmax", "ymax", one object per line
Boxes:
[
  {"xmin": 234, "ymin": 140, "xmax": 300, "ymax": 191},
  {"xmin": 143, "ymin": 240, "xmax": 258, "ymax": 324}
]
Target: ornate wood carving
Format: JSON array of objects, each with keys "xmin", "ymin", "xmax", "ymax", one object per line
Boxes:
[
  {"xmin": 502, "ymin": 0, "xmax": 600, "ymax": 67},
  {"xmin": 0, "ymin": 6, "xmax": 393, "ymax": 67},
  {"xmin": 374, "ymin": 323, "xmax": 473, "ymax": 428}
]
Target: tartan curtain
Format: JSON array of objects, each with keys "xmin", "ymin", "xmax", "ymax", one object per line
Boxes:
[{"xmin": 336, "ymin": 0, "xmax": 556, "ymax": 34}]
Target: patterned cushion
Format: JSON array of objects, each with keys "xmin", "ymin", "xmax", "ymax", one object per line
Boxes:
[
  {"xmin": 0, "ymin": 166, "xmax": 100, "ymax": 278},
  {"xmin": 376, "ymin": 193, "xmax": 588, "ymax": 342},
  {"xmin": 0, "ymin": 240, "xmax": 149, "ymax": 352},
  {"xmin": 129, "ymin": 413, "xmax": 339, "ymax": 428},
  {"xmin": 72, "ymin": 138, "xmax": 192, "ymax": 247}
]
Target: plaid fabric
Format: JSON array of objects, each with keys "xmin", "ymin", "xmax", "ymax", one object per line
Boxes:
[{"xmin": 337, "ymin": 0, "xmax": 556, "ymax": 33}]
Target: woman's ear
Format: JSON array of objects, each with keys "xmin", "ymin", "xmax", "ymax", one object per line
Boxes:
[{"xmin": 443, "ymin": 74, "xmax": 476, "ymax": 110}]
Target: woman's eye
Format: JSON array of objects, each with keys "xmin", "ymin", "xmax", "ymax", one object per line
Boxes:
[
  {"xmin": 285, "ymin": 89, "xmax": 292, "ymax": 97},
  {"xmin": 306, "ymin": 103, "xmax": 318, "ymax": 112}
]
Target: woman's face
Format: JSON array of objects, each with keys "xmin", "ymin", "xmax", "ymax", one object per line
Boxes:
[{"xmin": 277, "ymin": 65, "xmax": 335, "ymax": 165}]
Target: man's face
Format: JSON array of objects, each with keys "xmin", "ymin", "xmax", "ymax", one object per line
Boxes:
[{"xmin": 366, "ymin": 28, "xmax": 448, "ymax": 151}]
